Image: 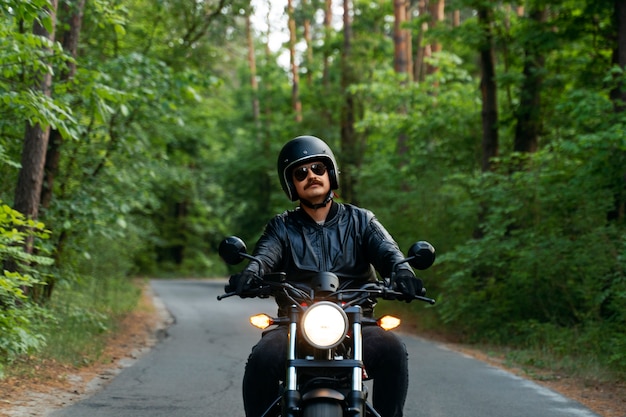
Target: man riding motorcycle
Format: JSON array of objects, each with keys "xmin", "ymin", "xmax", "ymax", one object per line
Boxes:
[{"xmin": 226, "ymin": 135, "xmax": 423, "ymax": 417}]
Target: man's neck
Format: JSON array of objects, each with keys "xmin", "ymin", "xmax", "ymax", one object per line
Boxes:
[{"xmin": 301, "ymin": 201, "xmax": 332, "ymax": 223}]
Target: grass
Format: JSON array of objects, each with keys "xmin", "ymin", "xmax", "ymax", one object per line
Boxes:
[
  {"xmin": 3, "ymin": 275, "xmax": 141, "ymax": 377},
  {"xmin": 375, "ymin": 299, "xmax": 625, "ymax": 386}
]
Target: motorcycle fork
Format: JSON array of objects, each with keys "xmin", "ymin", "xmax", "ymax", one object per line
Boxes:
[
  {"xmin": 346, "ymin": 305, "xmax": 367, "ymax": 416},
  {"xmin": 282, "ymin": 305, "xmax": 367, "ymax": 417},
  {"xmin": 283, "ymin": 306, "xmax": 301, "ymax": 417}
]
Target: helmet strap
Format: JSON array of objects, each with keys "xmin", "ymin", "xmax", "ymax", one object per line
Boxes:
[{"xmin": 300, "ymin": 191, "xmax": 334, "ymax": 210}]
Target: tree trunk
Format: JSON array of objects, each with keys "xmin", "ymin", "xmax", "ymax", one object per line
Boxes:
[
  {"xmin": 288, "ymin": 0, "xmax": 302, "ymax": 122},
  {"xmin": 413, "ymin": 0, "xmax": 429, "ymax": 82},
  {"xmin": 452, "ymin": 9, "xmax": 460, "ymax": 27},
  {"xmin": 612, "ymin": 0, "xmax": 626, "ymax": 113},
  {"xmin": 394, "ymin": 0, "xmax": 410, "ymax": 164},
  {"xmin": 394, "ymin": 0, "xmax": 410, "ymax": 76},
  {"xmin": 246, "ymin": 13, "xmax": 261, "ymax": 138},
  {"xmin": 10, "ymin": 0, "xmax": 59, "ymax": 301},
  {"xmin": 477, "ymin": 5, "xmax": 498, "ymax": 172},
  {"xmin": 609, "ymin": 0, "xmax": 626, "ymax": 223},
  {"xmin": 303, "ymin": 0, "xmax": 314, "ymax": 85},
  {"xmin": 42, "ymin": 0, "xmax": 85, "ymax": 210},
  {"xmin": 262, "ymin": 3, "xmax": 273, "ymax": 122},
  {"xmin": 14, "ymin": 0, "xmax": 59, "ymax": 224},
  {"xmin": 323, "ymin": 0, "xmax": 333, "ymax": 91},
  {"xmin": 513, "ymin": 6, "xmax": 547, "ymax": 154},
  {"xmin": 426, "ymin": 0, "xmax": 445, "ymax": 76},
  {"xmin": 340, "ymin": 0, "xmax": 359, "ymax": 205}
]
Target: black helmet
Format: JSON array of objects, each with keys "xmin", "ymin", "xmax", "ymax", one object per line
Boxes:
[{"xmin": 277, "ymin": 136, "xmax": 339, "ymax": 201}]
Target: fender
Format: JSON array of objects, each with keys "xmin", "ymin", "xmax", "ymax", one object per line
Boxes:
[{"xmin": 301, "ymin": 388, "xmax": 345, "ymax": 402}]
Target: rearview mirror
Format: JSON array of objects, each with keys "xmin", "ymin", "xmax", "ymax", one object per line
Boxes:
[
  {"xmin": 218, "ymin": 236, "xmax": 248, "ymax": 265},
  {"xmin": 407, "ymin": 241, "xmax": 435, "ymax": 270}
]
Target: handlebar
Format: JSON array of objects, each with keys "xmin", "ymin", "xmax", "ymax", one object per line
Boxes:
[{"xmin": 217, "ymin": 278, "xmax": 435, "ymax": 305}]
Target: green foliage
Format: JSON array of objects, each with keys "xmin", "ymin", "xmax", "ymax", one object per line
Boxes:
[
  {"xmin": 354, "ymin": 53, "xmax": 481, "ymax": 250},
  {"xmin": 436, "ymin": 137, "xmax": 626, "ymax": 372},
  {"xmin": 0, "ymin": 203, "xmax": 53, "ymax": 376}
]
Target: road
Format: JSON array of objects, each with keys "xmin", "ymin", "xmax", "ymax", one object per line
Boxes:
[{"xmin": 50, "ymin": 279, "xmax": 600, "ymax": 417}]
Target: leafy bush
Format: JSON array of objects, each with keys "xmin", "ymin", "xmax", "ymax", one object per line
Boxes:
[
  {"xmin": 436, "ymin": 147, "xmax": 626, "ymax": 374},
  {"xmin": 0, "ymin": 202, "xmax": 54, "ymax": 376}
]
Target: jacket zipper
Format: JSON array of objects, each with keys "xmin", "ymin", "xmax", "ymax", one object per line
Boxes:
[{"xmin": 319, "ymin": 224, "xmax": 328, "ymax": 272}]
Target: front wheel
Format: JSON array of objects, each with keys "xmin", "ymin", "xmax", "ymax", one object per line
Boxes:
[{"xmin": 302, "ymin": 400, "xmax": 343, "ymax": 417}]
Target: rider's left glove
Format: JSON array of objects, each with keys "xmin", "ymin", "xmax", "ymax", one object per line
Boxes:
[
  {"xmin": 225, "ymin": 270, "xmax": 260, "ymax": 297},
  {"xmin": 395, "ymin": 270, "xmax": 423, "ymax": 300}
]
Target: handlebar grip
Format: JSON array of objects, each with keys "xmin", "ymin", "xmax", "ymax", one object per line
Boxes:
[
  {"xmin": 381, "ymin": 287, "xmax": 435, "ymax": 304},
  {"xmin": 217, "ymin": 292, "xmax": 237, "ymax": 301},
  {"xmin": 415, "ymin": 295, "xmax": 436, "ymax": 305}
]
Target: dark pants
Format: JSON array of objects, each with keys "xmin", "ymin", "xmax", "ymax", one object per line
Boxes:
[{"xmin": 242, "ymin": 325, "xmax": 409, "ymax": 417}]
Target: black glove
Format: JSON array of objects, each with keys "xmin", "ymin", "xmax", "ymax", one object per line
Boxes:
[
  {"xmin": 225, "ymin": 270, "xmax": 260, "ymax": 296},
  {"xmin": 395, "ymin": 270, "xmax": 423, "ymax": 300}
]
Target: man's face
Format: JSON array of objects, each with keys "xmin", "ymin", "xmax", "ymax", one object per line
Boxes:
[{"xmin": 292, "ymin": 160, "xmax": 331, "ymax": 203}]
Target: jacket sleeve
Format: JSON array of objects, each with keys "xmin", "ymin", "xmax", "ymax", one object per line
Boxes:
[
  {"xmin": 364, "ymin": 213, "xmax": 415, "ymax": 279},
  {"xmin": 242, "ymin": 215, "xmax": 285, "ymax": 276}
]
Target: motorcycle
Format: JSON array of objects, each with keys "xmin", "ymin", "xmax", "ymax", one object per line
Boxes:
[{"xmin": 217, "ymin": 236, "xmax": 436, "ymax": 417}]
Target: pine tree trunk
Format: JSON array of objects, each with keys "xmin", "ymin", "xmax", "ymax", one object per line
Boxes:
[
  {"xmin": 394, "ymin": 0, "xmax": 410, "ymax": 165},
  {"xmin": 394, "ymin": 0, "xmax": 410, "ymax": 75},
  {"xmin": 426, "ymin": 0, "xmax": 445, "ymax": 75},
  {"xmin": 288, "ymin": 0, "xmax": 302, "ymax": 122},
  {"xmin": 246, "ymin": 13, "xmax": 261, "ymax": 136},
  {"xmin": 413, "ymin": 0, "xmax": 429, "ymax": 82},
  {"xmin": 14, "ymin": 0, "xmax": 59, "ymax": 224},
  {"xmin": 477, "ymin": 5, "xmax": 498, "ymax": 172},
  {"xmin": 303, "ymin": 0, "xmax": 313, "ymax": 85},
  {"xmin": 612, "ymin": 0, "xmax": 626, "ymax": 113},
  {"xmin": 609, "ymin": 0, "xmax": 626, "ymax": 222},
  {"xmin": 42, "ymin": 0, "xmax": 85, "ymax": 210},
  {"xmin": 513, "ymin": 6, "xmax": 546, "ymax": 154},
  {"xmin": 341, "ymin": 0, "xmax": 359, "ymax": 205},
  {"xmin": 323, "ymin": 0, "xmax": 333, "ymax": 90}
]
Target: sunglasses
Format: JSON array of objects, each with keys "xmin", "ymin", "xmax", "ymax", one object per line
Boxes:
[{"xmin": 293, "ymin": 163, "xmax": 327, "ymax": 182}]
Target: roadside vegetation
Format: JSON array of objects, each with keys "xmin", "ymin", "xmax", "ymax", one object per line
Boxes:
[{"xmin": 1, "ymin": 0, "xmax": 625, "ymax": 393}]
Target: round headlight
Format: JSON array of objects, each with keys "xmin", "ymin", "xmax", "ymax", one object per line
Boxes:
[{"xmin": 301, "ymin": 301, "xmax": 348, "ymax": 349}]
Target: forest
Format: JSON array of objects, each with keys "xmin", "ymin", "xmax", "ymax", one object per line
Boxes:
[{"xmin": 1, "ymin": 0, "xmax": 625, "ymax": 381}]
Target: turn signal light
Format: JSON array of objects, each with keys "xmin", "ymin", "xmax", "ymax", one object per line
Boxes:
[
  {"xmin": 250, "ymin": 314, "xmax": 273, "ymax": 329},
  {"xmin": 377, "ymin": 315, "xmax": 401, "ymax": 331}
]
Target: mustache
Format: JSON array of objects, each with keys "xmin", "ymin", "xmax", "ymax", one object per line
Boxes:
[{"xmin": 304, "ymin": 179, "xmax": 324, "ymax": 190}]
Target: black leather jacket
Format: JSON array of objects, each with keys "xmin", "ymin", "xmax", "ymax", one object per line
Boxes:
[{"xmin": 244, "ymin": 202, "xmax": 415, "ymax": 312}]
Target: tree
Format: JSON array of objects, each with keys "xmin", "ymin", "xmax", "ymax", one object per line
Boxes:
[
  {"xmin": 340, "ymin": 0, "xmax": 360, "ymax": 204},
  {"xmin": 245, "ymin": 11, "xmax": 261, "ymax": 135},
  {"xmin": 288, "ymin": 0, "xmax": 303, "ymax": 122},
  {"xmin": 41, "ymin": 0, "xmax": 86, "ymax": 211},
  {"xmin": 609, "ymin": 0, "xmax": 626, "ymax": 222},
  {"xmin": 14, "ymin": 0, "xmax": 59, "ymax": 227},
  {"xmin": 322, "ymin": 0, "xmax": 334, "ymax": 90},
  {"xmin": 413, "ymin": 0, "xmax": 429, "ymax": 81},
  {"xmin": 394, "ymin": 0, "xmax": 411, "ymax": 76},
  {"xmin": 477, "ymin": 3, "xmax": 498, "ymax": 172},
  {"xmin": 426, "ymin": 0, "xmax": 444, "ymax": 76},
  {"xmin": 513, "ymin": 5, "xmax": 547, "ymax": 154},
  {"xmin": 394, "ymin": 0, "xmax": 411, "ymax": 164},
  {"xmin": 611, "ymin": 0, "xmax": 626, "ymax": 114}
]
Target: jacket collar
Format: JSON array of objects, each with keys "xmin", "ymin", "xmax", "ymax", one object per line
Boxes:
[{"xmin": 295, "ymin": 201, "xmax": 339, "ymax": 225}]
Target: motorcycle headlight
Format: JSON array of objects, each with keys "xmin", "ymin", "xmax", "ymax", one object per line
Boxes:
[{"xmin": 301, "ymin": 301, "xmax": 348, "ymax": 349}]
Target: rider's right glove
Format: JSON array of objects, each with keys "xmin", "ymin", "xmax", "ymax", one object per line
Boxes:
[
  {"xmin": 225, "ymin": 270, "xmax": 260, "ymax": 297},
  {"xmin": 395, "ymin": 270, "xmax": 424, "ymax": 301}
]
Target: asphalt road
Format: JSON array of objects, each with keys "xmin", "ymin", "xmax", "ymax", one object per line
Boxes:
[{"xmin": 50, "ymin": 279, "xmax": 600, "ymax": 417}]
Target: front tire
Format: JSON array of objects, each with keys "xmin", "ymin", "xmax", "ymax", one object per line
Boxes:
[{"xmin": 302, "ymin": 400, "xmax": 343, "ymax": 417}]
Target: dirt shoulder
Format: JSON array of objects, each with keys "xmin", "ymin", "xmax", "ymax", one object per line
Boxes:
[
  {"xmin": 440, "ymin": 342, "xmax": 626, "ymax": 417},
  {"xmin": 0, "ymin": 283, "xmax": 173, "ymax": 417},
  {"xmin": 0, "ymin": 281, "xmax": 624, "ymax": 417}
]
